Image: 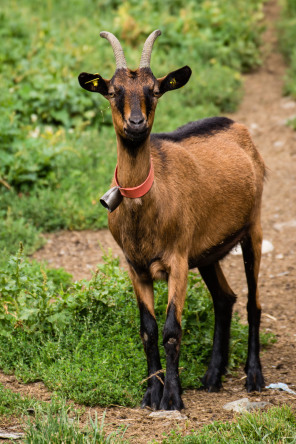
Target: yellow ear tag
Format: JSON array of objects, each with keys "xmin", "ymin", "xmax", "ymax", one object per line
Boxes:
[
  {"xmin": 170, "ymin": 78, "xmax": 177, "ymax": 87},
  {"xmin": 85, "ymin": 76, "xmax": 100, "ymax": 85}
]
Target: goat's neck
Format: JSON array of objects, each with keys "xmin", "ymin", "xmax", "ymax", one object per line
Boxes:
[{"xmin": 116, "ymin": 135, "xmax": 151, "ymax": 188}]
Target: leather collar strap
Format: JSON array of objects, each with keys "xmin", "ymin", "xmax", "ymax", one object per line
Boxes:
[{"xmin": 114, "ymin": 158, "xmax": 154, "ymax": 198}]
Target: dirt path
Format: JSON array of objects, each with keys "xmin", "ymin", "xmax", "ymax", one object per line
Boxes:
[{"xmin": 3, "ymin": 1, "xmax": 296, "ymax": 442}]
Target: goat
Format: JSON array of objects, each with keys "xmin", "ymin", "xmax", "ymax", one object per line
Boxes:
[{"xmin": 78, "ymin": 30, "xmax": 266, "ymax": 411}]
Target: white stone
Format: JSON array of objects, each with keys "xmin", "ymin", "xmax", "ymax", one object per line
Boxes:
[
  {"xmin": 261, "ymin": 240, "xmax": 274, "ymax": 254},
  {"xmin": 281, "ymin": 101, "xmax": 296, "ymax": 109},
  {"xmin": 273, "ymin": 220, "xmax": 296, "ymax": 231},
  {"xmin": 223, "ymin": 398, "xmax": 270, "ymax": 413},
  {"xmin": 231, "ymin": 240, "xmax": 274, "ymax": 256},
  {"xmin": 149, "ymin": 410, "xmax": 188, "ymax": 420},
  {"xmin": 0, "ymin": 430, "xmax": 25, "ymax": 439},
  {"xmin": 273, "ymin": 141, "xmax": 284, "ymax": 148}
]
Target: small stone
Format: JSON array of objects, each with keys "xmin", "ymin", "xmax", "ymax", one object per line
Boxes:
[
  {"xmin": 223, "ymin": 398, "xmax": 270, "ymax": 413},
  {"xmin": 281, "ymin": 100, "xmax": 296, "ymax": 109},
  {"xmin": 0, "ymin": 430, "xmax": 25, "ymax": 440},
  {"xmin": 261, "ymin": 240, "xmax": 274, "ymax": 254},
  {"xmin": 231, "ymin": 240, "xmax": 273, "ymax": 256},
  {"xmin": 273, "ymin": 220, "xmax": 296, "ymax": 231},
  {"xmin": 273, "ymin": 141, "xmax": 284, "ymax": 147},
  {"xmin": 230, "ymin": 244, "xmax": 243, "ymax": 255},
  {"xmin": 149, "ymin": 410, "xmax": 188, "ymax": 420},
  {"xmin": 276, "ymin": 271, "xmax": 289, "ymax": 277}
]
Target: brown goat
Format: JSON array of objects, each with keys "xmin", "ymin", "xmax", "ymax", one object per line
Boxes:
[{"xmin": 78, "ymin": 30, "xmax": 266, "ymax": 411}]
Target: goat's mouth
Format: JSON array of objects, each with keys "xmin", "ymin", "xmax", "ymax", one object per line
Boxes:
[{"xmin": 124, "ymin": 126, "xmax": 149, "ymax": 141}]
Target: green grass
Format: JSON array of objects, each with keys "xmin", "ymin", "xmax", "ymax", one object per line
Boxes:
[
  {"xmin": 162, "ymin": 405, "xmax": 296, "ymax": 443},
  {"xmin": 0, "ymin": 385, "xmax": 126, "ymax": 443},
  {"xmin": 0, "ymin": 127, "xmax": 116, "ymax": 262},
  {"xmin": 0, "ymin": 383, "xmax": 37, "ymax": 417},
  {"xmin": 0, "ymin": 248, "xmax": 274, "ymax": 408},
  {"xmin": 24, "ymin": 402, "xmax": 127, "ymax": 444}
]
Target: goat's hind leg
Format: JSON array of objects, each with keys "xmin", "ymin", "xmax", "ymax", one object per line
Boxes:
[
  {"xmin": 198, "ymin": 262, "xmax": 236, "ymax": 392},
  {"xmin": 241, "ymin": 224, "xmax": 265, "ymax": 392},
  {"xmin": 129, "ymin": 268, "xmax": 164, "ymax": 410}
]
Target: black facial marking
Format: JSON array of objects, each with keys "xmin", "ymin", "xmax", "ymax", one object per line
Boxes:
[
  {"xmin": 115, "ymin": 86, "xmax": 125, "ymax": 119},
  {"xmin": 143, "ymin": 86, "xmax": 153, "ymax": 118},
  {"xmin": 129, "ymin": 70, "xmax": 138, "ymax": 79},
  {"xmin": 152, "ymin": 117, "xmax": 234, "ymax": 143}
]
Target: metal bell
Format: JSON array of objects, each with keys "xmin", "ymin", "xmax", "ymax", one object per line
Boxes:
[{"xmin": 100, "ymin": 186, "xmax": 123, "ymax": 212}]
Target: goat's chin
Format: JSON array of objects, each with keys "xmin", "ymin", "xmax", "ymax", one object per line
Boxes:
[{"xmin": 123, "ymin": 127, "xmax": 149, "ymax": 143}]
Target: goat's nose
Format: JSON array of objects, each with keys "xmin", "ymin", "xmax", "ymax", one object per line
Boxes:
[{"xmin": 129, "ymin": 116, "xmax": 144, "ymax": 126}]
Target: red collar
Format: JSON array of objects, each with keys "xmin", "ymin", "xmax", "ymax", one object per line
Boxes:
[{"xmin": 114, "ymin": 158, "xmax": 154, "ymax": 198}]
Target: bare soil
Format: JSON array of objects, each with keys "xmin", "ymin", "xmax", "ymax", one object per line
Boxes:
[{"xmin": 1, "ymin": 1, "xmax": 296, "ymax": 442}]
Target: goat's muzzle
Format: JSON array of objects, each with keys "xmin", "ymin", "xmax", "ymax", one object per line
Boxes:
[{"xmin": 124, "ymin": 122, "xmax": 148, "ymax": 141}]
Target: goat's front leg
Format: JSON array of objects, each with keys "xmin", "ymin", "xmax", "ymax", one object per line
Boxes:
[
  {"xmin": 129, "ymin": 267, "xmax": 164, "ymax": 410},
  {"xmin": 160, "ymin": 257, "xmax": 188, "ymax": 411}
]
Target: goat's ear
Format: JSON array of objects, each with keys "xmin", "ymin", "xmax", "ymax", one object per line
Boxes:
[
  {"xmin": 157, "ymin": 66, "xmax": 192, "ymax": 96},
  {"xmin": 78, "ymin": 72, "xmax": 109, "ymax": 96}
]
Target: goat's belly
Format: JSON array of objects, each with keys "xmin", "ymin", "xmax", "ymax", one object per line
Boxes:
[{"xmin": 189, "ymin": 224, "xmax": 249, "ymax": 268}]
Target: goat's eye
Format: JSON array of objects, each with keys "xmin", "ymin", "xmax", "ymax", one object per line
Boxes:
[
  {"xmin": 108, "ymin": 92, "xmax": 115, "ymax": 98},
  {"xmin": 153, "ymin": 91, "xmax": 161, "ymax": 98}
]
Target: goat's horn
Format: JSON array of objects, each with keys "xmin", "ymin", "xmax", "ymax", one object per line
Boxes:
[
  {"xmin": 139, "ymin": 30, "xmax": 161, "ymax": 69},
  {"xmin": 100, "ymin": 31, "xmax": 127, "ymax": 70}
]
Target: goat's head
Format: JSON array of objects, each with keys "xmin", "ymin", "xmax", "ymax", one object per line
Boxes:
[{"xmin": 78, "ymin": 30, "xmax": 192, "ymax": 143}]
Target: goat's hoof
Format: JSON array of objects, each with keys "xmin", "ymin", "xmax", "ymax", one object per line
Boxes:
[
  {"xmin": 245, "ymin": 368, "xmax": 265, "ymax": 392},
  {"xmin": 141, "ymin": 385, "xmax": 163, "ymax": 410},
  {"xmin": 159, "ymin": 381, "xmax": 184, "ymax": 411},
  {"xmin": 201, "ymin": 370, "xmax": 222, "ymax": 392},
  {"xmin": 159, "ymin": 393, "xmax": 184, "ymax": 411}
]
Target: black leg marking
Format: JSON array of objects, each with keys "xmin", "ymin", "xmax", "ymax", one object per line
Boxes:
[
  {"xmin": 198, "ymin": 263, "xmax": 236, "ymax": 392},
  {"xmin": 139, "ymin": 303, "xmax": 164, "ymax": 410},
  {"xmin": 241, "ymin": 234, "xmax": 265, "ymax": 392},
  {"xmin": 160, "ymin": 303, "xmax": 184, "ymax": 410}
]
